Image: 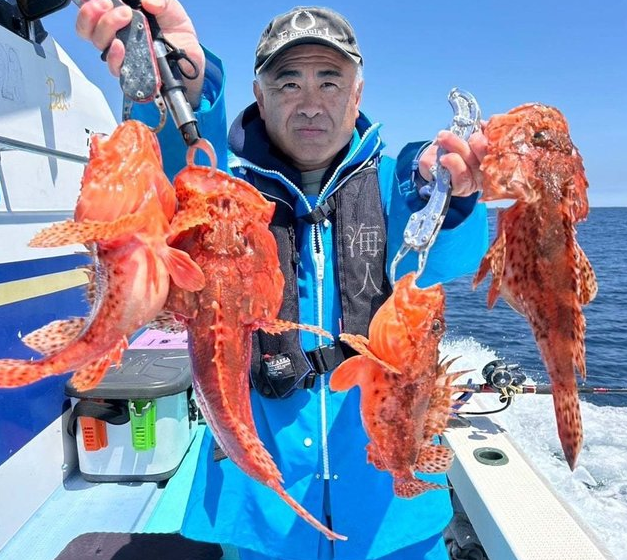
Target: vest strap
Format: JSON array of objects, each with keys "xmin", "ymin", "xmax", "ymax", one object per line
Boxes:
[{"xmin": 302, "ymin": 342, "xmax": 354, "ymax": 388}]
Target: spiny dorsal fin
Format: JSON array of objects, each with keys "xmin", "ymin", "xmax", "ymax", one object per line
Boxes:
[
  {"xmin": 29, "ymin": 210, "xmax": 151, "ymax": 248},
  {"xmin": 422, "ymin": 357, "xmax": 469, "ymax": 436},
  {"xmin": 80, "ymin": 264, "xmax": 98, "ymax": 307}
]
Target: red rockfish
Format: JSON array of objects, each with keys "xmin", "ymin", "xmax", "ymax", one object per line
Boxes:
[
  {"xmin": 0, "ymin": 120, "xmax": 204, "ymax": 391},
  {"xmin": 164, "ymin": 146, "xmax": 345, "ymax": 541},
  {"xmin": 330, "ymin": 272, "xmax": 458, "ymax": 497},
  {"xmin": 473, "ymin": 103, "xmax": 598, "ymax": 469}
]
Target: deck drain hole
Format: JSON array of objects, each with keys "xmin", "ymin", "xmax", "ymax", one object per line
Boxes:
[{"xmin": 474, "ymin": 447, "xmax": 509, "ymax": 466}]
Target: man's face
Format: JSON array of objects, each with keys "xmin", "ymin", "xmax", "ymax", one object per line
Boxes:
[{"xmin": 254, "ymin": 44, "xmax": 363, "ymax": 172}]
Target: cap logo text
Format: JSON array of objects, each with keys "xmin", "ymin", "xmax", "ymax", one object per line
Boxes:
[{"xmin": 290, "ymin": 10, "xmax": 316, "ymax": 31}]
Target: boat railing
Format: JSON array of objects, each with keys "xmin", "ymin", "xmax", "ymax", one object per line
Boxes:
[{"xmin": 0, "ymin": 135, "xmax": 89, "ymax": 165}]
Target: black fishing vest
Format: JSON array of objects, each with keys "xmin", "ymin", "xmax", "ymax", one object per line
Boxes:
[{"xmin": 247, "ymin": 159, "xmax": 392, "ymax": 396}]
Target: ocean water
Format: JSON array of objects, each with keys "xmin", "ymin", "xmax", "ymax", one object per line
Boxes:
[{"xmin": 442, "ymin": 207, "xmax": 627, "ymax": 559}]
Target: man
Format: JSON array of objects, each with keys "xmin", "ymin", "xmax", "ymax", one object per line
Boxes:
[{"xmin": 77, "ymin": 3, "xmax": 489, "ymax": 559}]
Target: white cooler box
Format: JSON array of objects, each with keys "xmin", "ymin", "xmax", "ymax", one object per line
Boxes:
[{"xmin": 65, "ymin": 349, "xmax": 198, "ymax": 482}]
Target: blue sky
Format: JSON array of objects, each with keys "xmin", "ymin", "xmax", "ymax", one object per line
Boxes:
[{"xmin": 44, "ymin": 0, "xmax": 626, "ymax": 207}]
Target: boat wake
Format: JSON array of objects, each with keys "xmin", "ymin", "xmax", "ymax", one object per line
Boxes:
[{"xmin": 443, "ymin": 336, "xmax": 627, "ymax": 560}]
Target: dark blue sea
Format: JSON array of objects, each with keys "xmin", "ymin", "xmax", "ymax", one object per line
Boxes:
[{"xmin": 443, "ymin": 207, "xmax": 627, "ymax": 408}]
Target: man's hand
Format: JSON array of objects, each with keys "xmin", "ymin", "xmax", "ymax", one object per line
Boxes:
[
  {"xmin": 76, "ymin": 0, "xmax": 205, "ymax": 108},
  {"xmin": 418, "ymin": 128, "xmax": 488, "ymax": 197}
]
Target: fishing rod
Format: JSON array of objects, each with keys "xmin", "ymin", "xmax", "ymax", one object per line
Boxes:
[{"xmin": 454, "ymin": 360, "xmax": 627, "ymax": 416}]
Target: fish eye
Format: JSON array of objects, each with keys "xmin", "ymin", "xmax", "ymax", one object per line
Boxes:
[
  {"xmin": 432, "ymin": 319, "xmax": 442, "ymax": 333},
  {"xmin": 531, "ymin": 130, "xmax": 550, "ymax": 145}
]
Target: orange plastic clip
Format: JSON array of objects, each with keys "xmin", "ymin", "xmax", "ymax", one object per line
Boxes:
[{"xmin": 80, "ymin": 416, "xmax": 108, "ymax": 452}]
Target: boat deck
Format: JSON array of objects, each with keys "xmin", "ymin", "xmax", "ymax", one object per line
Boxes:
[{"xmin": 0, "ymin": 426, "xmax": 239, "ymax": 560}]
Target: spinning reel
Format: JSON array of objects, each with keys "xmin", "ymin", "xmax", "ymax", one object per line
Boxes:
[{"xmin": 481, "ymin": 359, "xmax": 527, "ymax": 401}]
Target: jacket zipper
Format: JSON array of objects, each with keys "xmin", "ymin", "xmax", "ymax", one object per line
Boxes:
[
  {"xmin": 310, "ymin": 223, "xmax": 330, "ymax": 478},
  {"xmin": 316, "ymin": 134, "xmax": 382, "ymax": 481}
]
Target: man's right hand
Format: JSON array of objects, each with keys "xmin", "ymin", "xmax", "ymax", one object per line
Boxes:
[
  {"xmin": 418, "ymin": 129, "xmax": 488, "ymax": 198},
  {"xmin": 76, "ymin": 0, "xmax": 205, "ymax": 108}
]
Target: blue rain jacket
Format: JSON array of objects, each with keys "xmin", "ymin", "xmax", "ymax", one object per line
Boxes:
[{"xmin": 133, "ymin": 48, "xmax": 489, "ymax": 560}]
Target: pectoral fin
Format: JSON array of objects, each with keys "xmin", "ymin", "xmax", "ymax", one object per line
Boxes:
[
  {"xmin": 22, "ymin": 318, "xmax": 86, "ymax": 356},
  {"xmin": 473, "ymin": 227, "xmax": 507, "ymax": 308},
  {"xmin": 258, "ymin": 319, "xmax": 333, "ymax": 342},
  {"xmin": 575, "ymin": 241, "xmax": 598, "ymax": 305},
  {"xmin": 393, "ymin": 476, "xmax": 449, "ymax": 498},
  {"xmin": 415, "ymin": 443, "xmax": 454, "ymax": 474},
  {"xmin": 330, "ymin": 355, "xmax": 381, "ymax": 392},
  {"xmin": 162, "ymin": 247, "xmax": 205, "ymax": 292}
]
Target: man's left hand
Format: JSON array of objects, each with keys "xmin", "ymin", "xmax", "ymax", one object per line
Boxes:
[{"xmin": 418, "ymin": 129, "xmax": 488, "ymax": 197}]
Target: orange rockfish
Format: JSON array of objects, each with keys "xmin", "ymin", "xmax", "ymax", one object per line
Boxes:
[
  {"xmin": 473, "ymin": 103, "xmax": 598, "ymax": 469},
  {"xmin": 164, "ymin": 145, "xmax": 345, "ymax": 540},
  {"xmin": 0, "ymin": 120, "xmax": 204, "ymax": 391},
  {"xmin": 330, "ymin": 272, "xmax": 458, "ymax": 497}
]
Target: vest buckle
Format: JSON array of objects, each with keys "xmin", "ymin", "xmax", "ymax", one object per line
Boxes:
[
  {"xmin": 306, "ymin": 344, "xmax": 339, "ymax": 375},
  {"xmin": 301, "ymin": 197, "xmax": 336, "ymax": 224}
]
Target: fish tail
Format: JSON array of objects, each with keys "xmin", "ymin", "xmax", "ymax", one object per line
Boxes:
[
  {"xmin": 270, "ymin": 483, "xmax": 347, "ymax": 541},
  {"xmin": 552, "ymin": 379, "xmax": 583, "ymax": 470}
]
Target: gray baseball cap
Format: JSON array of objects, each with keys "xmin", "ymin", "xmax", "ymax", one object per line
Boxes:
[{"xmin": 254, "ymin": 6, "xmax": 363, "ymax": 75}]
